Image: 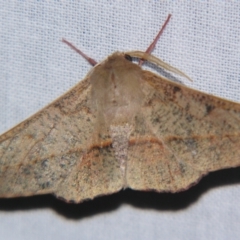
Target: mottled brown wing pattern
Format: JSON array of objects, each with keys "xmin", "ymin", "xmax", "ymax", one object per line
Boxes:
[
  {"xmin": 55, "ymin": 144, "xmax": 123, "ymax": 203},
  {"xmin": 127, "ymin": 71, "xmax": 240, "ymax": 193},
  {"xmin": 0, "ymin": 77, "xmax": 124, "ymax": 202}
]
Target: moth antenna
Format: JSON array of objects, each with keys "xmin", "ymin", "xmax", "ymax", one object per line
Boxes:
[
  {"xmin": 139, "ymin": 14, "xmax": 172, "ymax": 66},
  {"xmin": 62, "ymin": 38, "xmax": 98, "ymax": 66}
]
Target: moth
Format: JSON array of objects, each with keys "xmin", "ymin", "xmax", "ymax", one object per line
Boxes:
[{"xmin": 1, "ymin": 15, "xmax": 240, "ymax": 203}]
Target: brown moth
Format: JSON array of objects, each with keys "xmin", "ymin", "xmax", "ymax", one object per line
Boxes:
[{"xmin": 1, "ymin": 15, "xmax": 240, "ymax": 203}]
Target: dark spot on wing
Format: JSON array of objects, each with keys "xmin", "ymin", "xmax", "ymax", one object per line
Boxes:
[
  {"xmin": 186, "ymin": 115, "xmax": 193, "ymax": 122},
  {"xmin": 173, "ymin": 86, "xmax": 181, "ymax": 94},
  {"xmin": 205, "ymin": 104, "xmax": 215, "ymax": 115}
]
